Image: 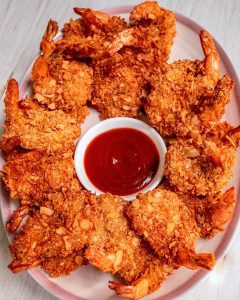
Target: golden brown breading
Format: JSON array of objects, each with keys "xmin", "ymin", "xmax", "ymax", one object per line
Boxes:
[
  {"xmin": 0, "ymin": 79, "xmax": 83, "ymax": 154},
  {"xmin": 184, "ymin": 187, "xmax": 236, "ymax": 238},
  {"xmin": 42, "ymin": 251, "xmax": 85, "ymax": 278},
  {"xmin": 91, "ymin": 55, "xmax": 142, "ymax": 119},
  {"xmin": 165, "ymin": 122, "xmax": 239, "ymax": 196},
  {"xmin": 32, "ymin": 20, "xmax": 93, "ymax": 111},
  {"xmin": 9, "ymin": 211, "xmax": 69, "ymax": 273},
  {"xmin": 84, "ymin": 193, "xmax": 150, "ymax": 281},
  {"xmin": 109, "ymin": 259, "xmax": 174, "ymax": 300},
  {"xmin": 55, "ymin": 8, "xmax": 128, "ymax": 60},
  {"xmin": 127, "ymin": 188, "xmax": 215, "ymax": 270},
  {"xmin": 145, "ymin": 31, "xmax": 233, "ymax": 137},
  {"xmin": 107, "ymin": 1, "xmax": 176, "ymax": 90},
  {"xmin": 2, "ymin": 150, "xmax": 79, "ymax": 232},
  {"xmin": 2, "ymin": 150, "xmax": 75, "ymax": 204},
  {"xmin": 8, "ymin": 188, "xmax": 91, "ymax": 276},
  {"xmin": 129, "ymin": 1, "xmax": 176, "ymax": 65},
  {"xmin": 84, "ymin": 193, "xmax": 175, "ymax": 299}
]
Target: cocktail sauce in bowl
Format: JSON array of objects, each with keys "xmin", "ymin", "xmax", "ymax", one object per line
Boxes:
[{"xmin": 74, "ymin": 118, "xmax": 166, "ymax": 201}]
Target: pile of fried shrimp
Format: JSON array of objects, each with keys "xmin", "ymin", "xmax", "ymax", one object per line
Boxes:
[{"xmin": 1, "ymin": 2, "xmax": 240, "ymax": 299}]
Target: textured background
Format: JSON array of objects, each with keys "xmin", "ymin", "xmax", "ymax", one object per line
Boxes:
[{"xmin": 0, "ymin": 0, "xmax": 240, "ymax": 299}]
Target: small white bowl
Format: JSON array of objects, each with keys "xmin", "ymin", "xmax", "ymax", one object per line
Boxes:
[{"xmin": 74, "ymin": 117, "xmax": 167, "ymax": 201}]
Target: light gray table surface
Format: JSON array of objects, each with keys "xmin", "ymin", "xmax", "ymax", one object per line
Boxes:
[{"xmin": 0, "ymin": 0, "xmax": 240, "ymax": 299}]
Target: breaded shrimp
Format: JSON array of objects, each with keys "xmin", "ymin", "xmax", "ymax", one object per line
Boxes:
[
  {"xmin": 84, "ymin": 193, "xmax": 175, "ymax": 299},
  {"xmin": 109, "ymin": 260, "xmax": 175, "ymax": 300},
  {"xmin": 145, "ymin": 30, "xmax": 233, "ymax": 137},
  {"xmin": 2, "ymin": 150, "xmax": 75, "ymax": 204},
  {"xmin": 127, "ymin": 188, "xmax": 215, "ymax": 270},
  {"xmin": 84, "ymin": 193, "xmax": 151, "ymax": 281},
  {"xmin": 185, "ymin": 187, "xmax": 236, "ymax": 238},
  {"xmin": 8, "ymin": 188, "xmax": 91, "ymax": 275},
  {"xmin": 56, "ymin": 8, "xmax": 128, "ymax": 60},
  {"xmin": 42, "ymin": 251, "xmax": 85, "ymax": 277},
  {"xmin": 32, "ymin": 20, "xmax": 93, "ymax": 112},
  {"xmin": 165, "ymin": 122, "xmax": 240, "ymax": 196},
  {"xmin": 2, "ymin": 149, "xmax": 78, "ymax": 232},
  {"xmin": 107, "ymin": 1, "xmax": 176, "ymax": 86},
  {"xmin": 0, "ymin": 79, "xmax": 83, "ymax": 154},
  {"xmin": 91, "ymin": 54, "xmax": 142, "ymax": 119}
]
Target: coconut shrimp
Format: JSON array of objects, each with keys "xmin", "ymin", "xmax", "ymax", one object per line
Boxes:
[
  {"xmin": 127, "ymin": 188, "xmax": 215, "ymax": 271},
  {"xmin": 90, "ymin": 54, "xmax": 142, "ymax": 119},
  {"xmin": 184, "ymin": 187, "xmax": 236, "ymax": 238},
  {"xmin": 2, "ymin": 149, "xmax": 79, "ymax": 232},
  {"xmin": 84, "ymin": 193, "xmax": 176, "ymax": 299},
  {"xmin": 165, "ymin": 122, "xmax": 240, "ymax": 196},
  {"xmin": 8, "ymin": 188, "xmax": 91, "ymax": 275},
  {"xmin": 145, "ymin": 30, "xmax": 233, "ymax": 137},
  {"xmin": 109, "ymin": 260, "xmax": 175, "ymax": 300},
  {"xmin": 55, "ymin": 8, "xmax": 128, "ymax": 60},
  {"xmin": 0, "ymin": 79, "xmax": 83, "ymax": 154},
  {"xmin": 106, "ymin": 1, "xmax": 176, "ymax": 84},
  {"xmin": 32, "ymin": 19, "xmax": 93, "ymax": 112}
]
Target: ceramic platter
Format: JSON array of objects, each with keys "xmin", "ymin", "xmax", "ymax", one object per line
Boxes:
[{"xmin": 1, "ymin": 5, "xmax": 240, "ymax": 300}]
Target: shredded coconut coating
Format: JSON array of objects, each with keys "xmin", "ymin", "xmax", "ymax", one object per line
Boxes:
[
  {"xmin": 165, "ymin": 122, "xmax": 238, "ymax": 196},
  {"xmin": 33, "ymin": 56, "xmax": 93, "ymax": 111},
  {"xmin": 127, "ymin": 188, "xmax": 215, "ymax": 270},
  {"xmin": 8, "ymin": 188, "xmax": 91, "ymax": 276},
  {"xmin": 145, "ymin": 61, "xmax": 234, "ymax": 137},
  {"xmin": 91, "ymin": 55, "xmax": 142, "ymax": 119},
  {"xmin": 1, "ymin": 79, "xmax": 85, "ymax": 154}
]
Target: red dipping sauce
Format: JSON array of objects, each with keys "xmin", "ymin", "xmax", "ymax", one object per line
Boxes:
[{"xmin": 84, "ymin": 128, "xmax": 160, "ymax": 196}]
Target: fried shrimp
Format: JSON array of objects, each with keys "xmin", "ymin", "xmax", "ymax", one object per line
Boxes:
[
  {"xmin": 84, "ymin": 193, "xmax": 151, "ymax": 280},
  {"xmin": 8, "ymin": 189, "xmax": 91, "ymax": 276},
  {"xmin": 84, "ymin": 193, "xmax": 175, "ymax": 299},
  {"xmin": 42, "ymin": 251, "xmax": 85, "ymax": 277},
  {"xmin": 0, "ymin": 79, "xmax": 82, "ymax": 154},
  {"xmin": 56, "ymin": 8, "xmax": 128, "ymax": 60},
  {"xmin": 32, "ymin": 19, "xmax": 93, "ymax": 112},
  {"xmin": 109, "ymin": 260, "xmax": 174, "ymax": 300},
  {"xmin": 3, "ymin": 2, "xmax": 239, "ymax": 297},
  {"xmin": 165, "ymin": 122, "xmax": 240, "ymax": 196},
  {"xmin": 2, "ymin": 150, "xmax": 75, "ymax": 203},
  {"xmin": 2, "ymin": 150, "xmax": 77, "ymax": 231},
  {"xmin": 90, "ymin": 54, "xmax": 142, "ymax": 119},
  {"xmin": 185, "ymin": 187, "xmax": 236, "ymax": 238},
  {"xmin": 107, "ymin": 1, "xmax": 176, "ymax": 84},
  {"xmin": 145, "ymin": 30, "xmax": 233, "ymax": 137},
  {"xmin": 127, "ymin": 188, "xmax": 215, "ymax": 270}
]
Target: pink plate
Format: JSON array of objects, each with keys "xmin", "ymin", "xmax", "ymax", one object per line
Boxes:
[{"xmin": 1, "ymin": 5, "xmax": 240, "ymax": 300}]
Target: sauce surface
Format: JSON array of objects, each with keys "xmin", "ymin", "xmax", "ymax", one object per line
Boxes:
[{"xmin": 84, "ymin": 128, "xmax": 160, "ymax": 196}]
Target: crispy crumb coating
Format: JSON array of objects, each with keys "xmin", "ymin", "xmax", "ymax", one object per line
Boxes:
[
  {"xmin": 84, "ymin": 193, "xmax": 175, "ymax": 298},
  {"xmin": 2, "ymin": 150, "xmax": 75, "ymax": 204},
  {"xmin": 0, "ymin": 79, "xmax": 84, "ymax": 154},
  {"xmin": 106, "ymin": 1, "xmax": 176, "ymax": 96},
  {"xmin": 91, "ymin": 55, "xmax": 142, "ymax": 119},
  {"xmin": 8, "ymin": 188, "xmax": 91, "ymax": 276},
  {"xmin": 109, "ymin": 259, "xmax": 174, "ymax": 299},
  {"xmin": 56, "ymin": 10, "xmax": 128, "ymax": 59},
  {"xmin": 145, "ymin": 28, "xmax": 233, "ymax": 137},
  {"xmin": 145, "ymin": 61, "xmax": 234, "ymax": 137},
  {"xmin": 129, "ymin": 1, "xmax": 176, "ymax": 70},
  {"xmin": 127, "ymin": 188, "xmax": 215, "ymax": 270},
  {"xmin": 184, "ymin": 187, "xmax": 236, "ymax": 238},
  {"xmin": 33, "ymin": 56, "xmax": 93, "ymax": 111},
  {"xmin": 165, "ymin": 122, "xmax": 239, "ymax": 196},
  {"xmin": 32, "ymin": 19, "xmax": 93, "ymax": 111},
  {"xmin": 42, "ymin": 251, "xmax": 85, "ymax": 277},
  {"xmin": 84, "ymin": 193, "xmax": 150, "ymax": 282}
]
